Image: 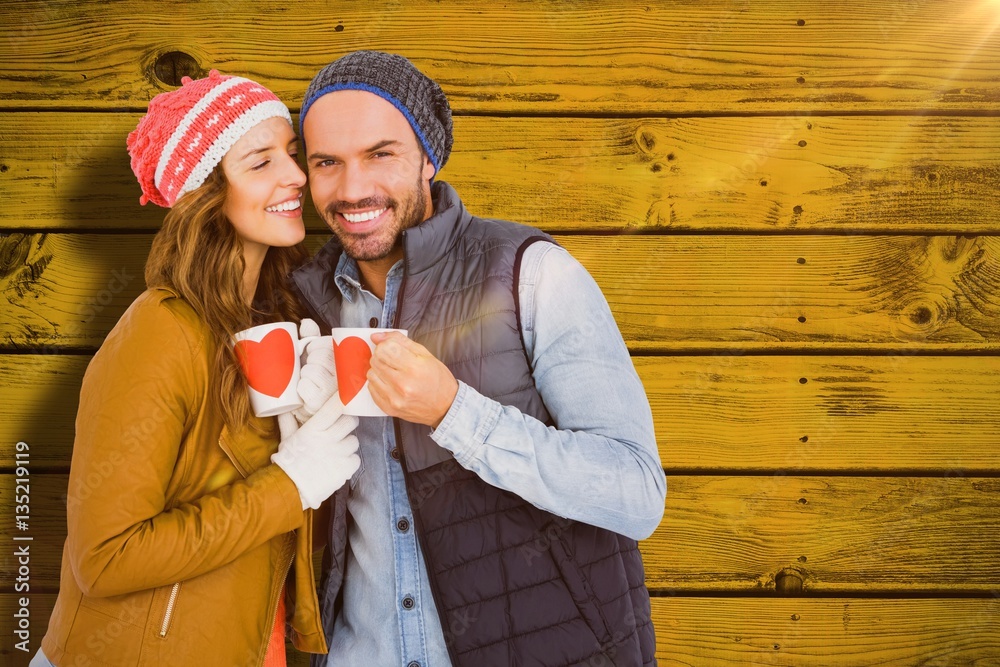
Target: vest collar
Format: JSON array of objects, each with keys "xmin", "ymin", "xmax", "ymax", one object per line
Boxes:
[{"xmin": 400, "ymin": 180, "xmax": 469, "ymax": 275}]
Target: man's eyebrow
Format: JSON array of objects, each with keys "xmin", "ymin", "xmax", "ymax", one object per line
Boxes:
[
  {"xmin": 308, "ymin": 139, "xmax": 404, "ymax": 162},
  {"xmin": 308, "ymin": 150, "xmax": 338, "ymax": 162},
  {"xmin": 366, "ymin": 139, "xmax": 402, "ymax": 152}
]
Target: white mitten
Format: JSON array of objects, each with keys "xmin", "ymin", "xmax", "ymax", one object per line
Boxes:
[
  {"xmin": 272, "ymin": 393, "xmax": 360, "ymax": 509},
  {"xmin": 292, "ymin": 318, "xmax": 338, "ymax": 424}
]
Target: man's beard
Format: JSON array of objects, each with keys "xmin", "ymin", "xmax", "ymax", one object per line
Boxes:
[{"xmin": 323, "ymin": 176, "xmax": 428, "ymax": 262}]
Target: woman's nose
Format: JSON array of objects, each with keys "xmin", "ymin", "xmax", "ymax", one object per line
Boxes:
[{"xmin": 283, "ymin": 153, "xmax": 307, "ymax": 188}]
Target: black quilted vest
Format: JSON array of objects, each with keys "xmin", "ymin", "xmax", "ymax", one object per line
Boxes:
[{"xmin": 294, "ymin": 182, "xmax": 656, "ymax": 666}]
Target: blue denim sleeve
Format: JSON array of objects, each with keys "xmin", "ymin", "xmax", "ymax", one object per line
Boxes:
[{"xmin": 431, "ymin": 243, "xmax": 666, "ymax": 540}]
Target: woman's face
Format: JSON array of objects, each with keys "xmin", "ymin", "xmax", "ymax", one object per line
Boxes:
[{"xmin": 221, "ymin": 116, "xmax": 307, "ymax": 264}]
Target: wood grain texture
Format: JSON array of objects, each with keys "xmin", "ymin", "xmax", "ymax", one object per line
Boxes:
[
  {"xmin": 4, "ymin": 233, "xmax": 999, "ymax": 351},
  {"xmin": 0, "ymin": 233, "xmax": 150, "ymax": 351},
  {"xmin": 4, "ymin": 113, "xmax": 1000, "ymax": 234},
  {"xmin": 637, "ymin": 354, "xmax": 1000, "ymax": 472},
  {"xmin": 3, "ymin": 1, "xmax": 1000, "ymax": 113},
  {"xmin": 2, "ymin": 595, "xmax": 997, "ymax": 666},
  {"xmin": 650, "ymin": 597, "xmax": 1000, "ymax": 666},
  {"xmin": 5, "ymin": 475, "xmax": 999, "ymax": 594},
  {"xmin": 5, "ymin": 354, "xmax": 1000, "ymax": 473},
  {"xmin": 0, "ymin": 356, "xmax": 89, "ymax": 469},
  {"xmin": 645, "ymin": 475, "xmax": 1000, "ymax": 594}
]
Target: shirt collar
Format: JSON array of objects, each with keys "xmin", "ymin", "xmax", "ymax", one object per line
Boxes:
[
  {"xmin": 333, "ymin": 252, "xmax": 364, "ymax": 303},
  {"xmin": 333, "ymin": 252, "xmax": 407, "ymax": 303}
]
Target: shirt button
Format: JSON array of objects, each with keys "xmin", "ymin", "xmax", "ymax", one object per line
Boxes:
[
  {"xmin": 396, "ymin": 518, "xmax": 410, "ymax": 532},
  {"xmin": 390, "ymin": 448, "xmax": 400, "ymax": 461},
  {"xmin": 407, "ymin": 662, "xmax": 420, "ymax": 667},
  {"xmin": 369, "ymin": 317, "xmax": 378, "ymax": 327},
  {"xmin": 401, "ymin": 595, "xmax": 415, "ymax": 610}
]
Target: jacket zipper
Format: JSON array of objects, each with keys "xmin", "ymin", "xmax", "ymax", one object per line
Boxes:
[{"xmin": 159, "ymin": 582, "xmax": 181, "ymax": 637}]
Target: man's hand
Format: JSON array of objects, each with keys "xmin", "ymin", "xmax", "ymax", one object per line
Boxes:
[{"xmin": 367, "ymin": 331, "xmax": 458, "ymax": 427}]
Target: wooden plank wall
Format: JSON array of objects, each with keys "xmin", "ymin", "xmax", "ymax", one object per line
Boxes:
[{"xmin": 2, "ymin": 1, "xmax": 1000, "ymax": 664}]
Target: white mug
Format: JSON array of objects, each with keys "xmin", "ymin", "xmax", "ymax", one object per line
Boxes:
[
  {"xmin": 332, "ymin": 327, "xmax": 408, "ymax": 417},
  {"xmin": 233, "ymin": 322, "xmax": 313, "ymax": 417}
]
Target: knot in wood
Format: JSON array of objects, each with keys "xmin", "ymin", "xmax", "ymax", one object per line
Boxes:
[
  {"xmin": 153, "ymin": 51, "xmax": 202, "ymax": 87},
  {"xmin": 634, "ymin": 126, "xmax": 664, "ymax": 157},
  {"xmin": 895, "ymin": 293, "xmax": 950, "ymax": 340},
  {"xmin": 775, "ymin": 568, "xmax": 804, "ymax": 595},
  {"xmin": 0, "ymin": 233, "xmax": 30, "ymax": 278}
]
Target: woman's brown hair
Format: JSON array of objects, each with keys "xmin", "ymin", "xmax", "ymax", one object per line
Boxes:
[{"xmin": 144, "ymin": 166, "xmax": 309, "ymax": 432}]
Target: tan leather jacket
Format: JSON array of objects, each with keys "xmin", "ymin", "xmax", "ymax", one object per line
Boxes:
[{"xmin": 41, "ymin": 288, "xmax": 327, "ymax": 666}]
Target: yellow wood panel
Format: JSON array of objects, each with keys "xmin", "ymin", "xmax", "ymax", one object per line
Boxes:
[
  {"xmin": 0, "ymin": 356, "xmax": 89, "ymax": 469},
  {"xmin": 5, "ymin": 475, "xmax": 999, "ymax": 593},
  {"xmin": 651, "ymin": 597, "xmax": 1000, "ymax": 665},
  {"xmin": 5, "ymin": 354, "xmax": 1000, "ymax": 472},
  {"xmin": 570, "ymin": 234, "xmax": 1000, "ymax": 351},
  {"xmin": 4, "ymin": 233, "xmax": 1000, "ymax": 351},
  {"xmin": 644, "ymin": 476, "xmax": 1000, "ymax": 593},
  {"xmin": 5, "ymin": 113, "xmax": 1000, "ymax": 234},
  {"xmin": 2, "ymin": 595, "xmax": 997, "ymax": 666},
  {"xmin": 3, "ymin": 1, "xmax": 1000, "ymax": 113},
  {"xmin": 637, "ymin": 354, "xmax": 1000, "ymax": 472},
  {"xmin": 0, "ymin": 233, "xmax": 152, "ymax": 351}
]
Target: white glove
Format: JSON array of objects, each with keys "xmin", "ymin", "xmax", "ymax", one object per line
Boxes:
[
  {"xmin": 291, "ymin": 318, "xmax": 338, "ymax": 424},
  {"xmin": 273, "ymin": 393, "xmax": 360, "ymax": 509}
]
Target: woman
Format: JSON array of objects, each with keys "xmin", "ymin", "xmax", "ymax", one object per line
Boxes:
[{"xmin": 32, "ymin": 71, "xmax": 358, "ymax": 667}]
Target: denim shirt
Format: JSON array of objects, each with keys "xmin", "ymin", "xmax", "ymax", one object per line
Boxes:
[{"xmin": 324, "ymin": 242, "xmax": 665, "ymax": 667}]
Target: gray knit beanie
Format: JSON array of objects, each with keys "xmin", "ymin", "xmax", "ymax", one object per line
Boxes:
[{"xmin": 300, "ymin": 51, "xmax": 453, "ymax": 173}]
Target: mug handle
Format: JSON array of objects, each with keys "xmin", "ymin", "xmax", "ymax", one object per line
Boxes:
[{"xmin": 295, "ymin": 334, "xmax": 319, "ymax": 360}]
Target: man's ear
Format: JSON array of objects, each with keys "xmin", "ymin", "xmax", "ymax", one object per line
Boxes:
[{"xmin": 422, "ymin": 154, "xmax": 436, "ymax": 182}]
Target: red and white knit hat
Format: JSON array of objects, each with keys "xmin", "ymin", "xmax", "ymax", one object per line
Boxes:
[{"xmin": 127, "ymin": 70, "xmax": 292, "ymax": 208}]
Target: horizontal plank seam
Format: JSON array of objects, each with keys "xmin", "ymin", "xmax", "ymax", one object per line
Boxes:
[
  {"xmin": 6, "ymin": 228, "xmax": 1000, "ymax": 238},
  {"xmin": 632, "ymin": 347, "xmax": 1000, "ymax": 357},
  {"xmin": 8, "ymin": 347, "xmax": 1000, "ymax": 357},
  {"xmin": 4, "ymin": 106, "xmax": 1000, "ymax": 119},
  {"xmin": 647, "ymin": 589, "xmax": 1000, "ymax": 599},
  {"xmin": 660, "ymin": 468, "xmax": 1000, "ymax": 477},
  {"xmin": 7, "ymin": 468, "xmax": 1000, "ymax": 478}
]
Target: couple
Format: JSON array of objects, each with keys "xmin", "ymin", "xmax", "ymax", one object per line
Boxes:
[{"xmin": 34, "ymin": 51, "xmax": 666, "ymax": 667}]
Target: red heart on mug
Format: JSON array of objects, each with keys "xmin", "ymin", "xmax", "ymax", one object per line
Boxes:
[
  {"xmin": 334, "ymin": 336, "xmax": 373, "ymax": 405},
  {"xmin": 235, "ymin": 329, "xmax": 295, "ymax": 398}
]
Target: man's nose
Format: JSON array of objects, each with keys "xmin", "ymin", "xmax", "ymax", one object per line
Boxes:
[{"xmin": 337, "ymin": 163, "xmax": 372, "ymax": 204}]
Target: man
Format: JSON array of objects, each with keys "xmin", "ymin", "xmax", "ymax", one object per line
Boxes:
[{"xmin": 291, "ymin": 50, "xmax": 666, "ymax": 667}]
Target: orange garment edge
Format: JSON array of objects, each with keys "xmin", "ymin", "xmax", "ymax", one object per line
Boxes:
[{"xmin": 263, "ymin": 586, "xmax": 287, "ymax": 667}]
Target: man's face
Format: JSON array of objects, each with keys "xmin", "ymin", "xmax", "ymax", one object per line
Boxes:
[{"xmin": 303, "ymin": 90, "xmax": 436, "ymax": 263}]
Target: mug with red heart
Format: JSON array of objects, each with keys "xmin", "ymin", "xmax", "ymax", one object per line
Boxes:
[
  {"xmin": 233, "ymin": 322, "xmax": 314, "ymax": 417},
  {"xmin": 332, "ymin": 327, "xmax": 408, "ymax": 417}
]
